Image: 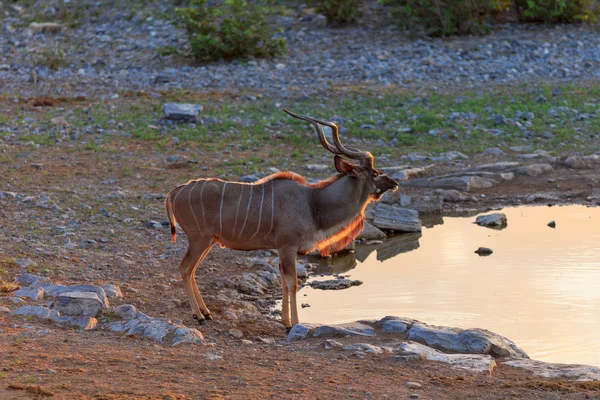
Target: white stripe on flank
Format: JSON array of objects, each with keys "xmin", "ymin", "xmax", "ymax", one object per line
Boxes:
[
  {"xmin": 219, "ymin": 182, "xmax": 228, "ymax": 236},
  {"xmin": 238, "ymin": 185, "xmax": 253, "ymax": 239},
  {"xmin": 199, "ymin": 180, "xmax": 208, "ymax": 230},
  {"xmin": 188, "ymin": 181, "xmax": 201, "ymax": 232},
  {"xmin": 265, "ymin": 180, "xmax": 275, "ymax": 237},
  {"xmin": 232, "ymin": 184, "xmax": 244, "ymax": 238},
  {"xmin": 249, "ymin": 184, "xmax": 265, "ymax": 240}
]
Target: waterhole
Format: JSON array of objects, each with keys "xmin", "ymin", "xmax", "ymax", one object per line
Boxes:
[{"xmin": 299, "ymin": 205, "xmax": 600, "ymax": 366}]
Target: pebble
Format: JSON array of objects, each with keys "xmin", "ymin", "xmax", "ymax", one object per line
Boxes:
[{"xmin": 405, "ymin": 381, "xmax": 422, "ymax": 389}]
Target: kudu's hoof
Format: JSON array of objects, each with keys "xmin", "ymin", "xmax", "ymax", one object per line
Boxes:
[
  {"xmin": 286, "ymin": 327, "xmax": 292, "ymax": 334},
  {"xmin": 203, "ymin": 313, "xmax": 213, "ymax": 321},
  {"xmin": 192, "ymin": 314, "xmax": 206, "ymax": 325}
]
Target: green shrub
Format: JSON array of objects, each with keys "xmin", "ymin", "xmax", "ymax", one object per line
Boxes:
[
  {"xmin": 175, "ymin": 0, "xmax": 287, "ymax": 61},
  {"xmin": 310, "ymin": 0, "xmax": 363, "ymax": 24},
  {"xmin": 389, "ymin": 0, "xmax": 505, "ymax": 36},
  {"xmin": 514, "ymin": 0, "xmax": 600, "ymax": 23}
]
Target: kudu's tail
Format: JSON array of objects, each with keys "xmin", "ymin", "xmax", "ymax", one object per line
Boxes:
[{"xmin": 164, "ymin": 188, "xmax": 180, "ymax": 243}]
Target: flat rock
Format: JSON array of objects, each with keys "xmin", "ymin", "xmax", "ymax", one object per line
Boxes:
[
  {"xmin": 514, "ymin": 164, "xmax": 553, "ymax": 177},
  {"xmin": 394, "ymin": 342, "xmax": 495, "ymax": 373},
  {"xmin": 16, "ymin": 273, "xmax": 50, "ymax": 287},
  {"xmin": 475, "ymin": 213, "xmax": 507, "ymax": 227},
  {"xmin": 433, "ymin": 189, "xmax": 471, "ymax": 202},
  {"xmin": 381, "ymin": 317, "xmax": 414, "ymax": 334},
  {"xmin": 429, "ymin": 176, "xmax": 496, "ymax": 192},
  {"xmin": 312, "ymin": 322, "xmax": 376, "ymax": 338},
  {"xmin": 406, "ymin": 323, "xmax": 527, "ymax": 358},
  {"xmin": 0, "ymin": 306, "xmax": 10, "ymax": 312},
  {"xmin": 53, "ymin": 291, "xmax": 105, "ymax": 317},
  {"xmin": 162, "ymin": 103, "xmax": 202, "ymax": 122},
  {"xmin": 474, "ymin": 162, "xmax": 521, "ymax": 171},
  {"xmin": 13, "ymin": 287, "xmax": 44, "ymax": 300},
  {"xmin": 106, "ymin": 317, "xmax": 205, "ymax": 346},
  {"xmin": 324, "ymin": 339, "xmax": 344, "ymax": 349},
  {"xmin": 356, "ymin": 222, "xmax": 387, "ymax": 241},
  {"xmin": 10, "ymin": 305, "xmax": 60, "ymax": 320},
  {"xmin": 373, "ymin": 204, "xmax": 422, "ymax": 232},
  {"xmin": 343, "ymin": 343, "xmax": 386, "ymax": 354},
  {"xmin": 502, "ymin": 359, "xmax": 600, "ymax": 380},
  {"xmin": 309, "ymin": 279, "xmax": 363, "ymax": 290},
  {"xmin": 390, "ymin": 168, "xmax": 426, "ymax": 182},
  {"xmin": 525, "ymin": 193, "xmax": 559, "ymax": 203}
]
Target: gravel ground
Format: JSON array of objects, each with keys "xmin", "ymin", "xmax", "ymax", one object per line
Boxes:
[{"xmin": 1, "ymin": 1, "xmax": 600, "ymax": 98}]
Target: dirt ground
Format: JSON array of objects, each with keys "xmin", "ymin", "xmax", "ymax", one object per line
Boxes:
[{"xmin": 1, "ymin": 93, "xmax": 600, "ymax": 399}]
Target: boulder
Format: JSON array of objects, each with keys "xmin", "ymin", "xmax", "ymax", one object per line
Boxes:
[
  {"xmin": 105, "ymin": 317, "xmax": 205, "ymax": 345},
  {"xmin": 287, "ymin": 323, "xmax": 318, "ymax": 341},
  {"xmin": 373, "ymin": 204, "xmax": 421, "ymax": 232},
  {"xmin": 162, "ymin": 103, "xmax": 202, "ymax": 122},
  {"xmin": 475, "ymin": 213, "xmax": 507, "ymax": 227},
  {"xmin": 16, "ymin": 273, "xmax": 50, "ymax": 287},
  {"xmin": 381, "ymin": 317, "xmax": 414, "ymax": 335},
  {"xmin": 312, "ymin": 322, "xmax": 376, "ymax": 338},
  {"xmin": 356, "ymin": 222, "xmax": 387, "ymax": 241},
  {"xmin": 406, "ymin": 322, "xmax": 527, "ymax": 358},
  {"xmin": 52, "ymin": 291, "xmax": 105, "ymax": 317}
]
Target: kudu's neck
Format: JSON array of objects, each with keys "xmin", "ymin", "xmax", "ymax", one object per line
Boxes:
[{"xmin": 311, "ymin": 175, "xmax": 371, "ymax": 230}]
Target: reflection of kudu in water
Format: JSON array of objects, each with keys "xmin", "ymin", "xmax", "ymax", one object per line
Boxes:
[
  {"xmin": 355, "ymin": 232, "xmax": 423, "ymax": 263},
  {"xmin": 308, "ymin": 252, "xmax": 358, "ymax": 275},
  {"xmin": 164, "ymin": 109, "xmax": 398, "ymax": 329}
]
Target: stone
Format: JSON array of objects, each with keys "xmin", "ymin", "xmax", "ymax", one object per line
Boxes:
[
  {"xmin": 502, "ymin": 359, "xmax": 600, "ymax": 380},
  {"xmin": 240, "ymin": 175, "xmax": 259, "ymax": 183},
  {"xmin": 13, "ymin": 287, "xmax": 44, "ymax": 300},
  {"xmin": 305, "ymin": 164, "xmax": 329, "ymax": 172},
  {"xmin": 229, "ymin": 329, "xmax": 244, "ymax": 338},
  {"xmin": 106, "ymin": 318, "xmax": 205, "ymax": 345},
  {"xmin": 53, "ymin": 315, "xmax": 98, "ymax": 330},
  {"xmin": 324, "ymin": 339, "xmax": 344, "ymax": 349},
  {"xmin": 483, "ymin": 147, "xmax": 506, "ymax": 156},
  {"xmin": 510, "ymin": 145, "xmax": 531, "ymax": 153},
  {"xmin": 287, "ymin": 323, "xmax": 318, "ymax": 341},
  {"xmin": 475, "ymin": 213, "xmax": 507, "ymax": 227},
  {"xmin": 0, "ymin": 306, "xmax": 10, "ymax": 313},
  {"xmin": 14, "ymin": 259, "xmax": 37, "ymax": 269},
  {"xmin": 475, "ymin": 247, "xmax": 493, "ymax": 256},
  {"xmin": 433, "ymin": 189, "xmax": 471, "ymax": 202},
  {"xmin": 373, "ymin": 204, "xmax": 421, "ymax": 232},
  {"xmin": 547, "ymin": 220, "xmax": 556, "ymax": 228},
  {"xmin": 390, "ymin": 168, "xmax": 426, "ymax": 182},
  {"xmin": 312, "ymin": 322, "xmax": 376, "ymax": 338},
  {"xmin": 162, "ymin": 103, "xmax": 202, "ymax": 122},
  {"xmin": 565, "ymin": 155, "xmax": 600, "ymax": 169},
  {"xmin": 474, "ymin": 162, "xmax": 521, "ymax": 171},
  {"xmin": 343, "ymin": 343, "xmax": 385, "ymax": 354},
  {"xmin": 409, "ymin": 394, "xmax": 419, "ymax": 399},
  {"xmin": 381, "ymin": 318, "xmax": 413, "ymax": 334},
  {"xmin": 309, "ymin": 279, "xmax": 363, "ymax": 290},
  {"xmin": 356, "ymin": 222, "xmax": 387, "ymax": 241},
  {"xmin": 514, "ymin": 164, "xmax": 553, "ymax": 177},
  {"xmin": 429, "ymin": 176, "xmax": 495, "ymax": 192},
  {"xmin": 10, "ymin": 305, "xmax": 60, "ymax": 320},
  {"xmin": 101, "ymin": 284, "xmax": 123, "ymax": 299},
  {"xmin": 114, "ymin": 304, "xmax": 142, "ymax": 320},
  {"xmin": 493, "ymin": 114, "xmax": 507, "ymax": 125},
  {"xmin": 296, "ymin": 263, "xmax": 308, "ymax": 279},
  {"xmin": 394, "ymin": 342, "xmax": 496, "ymax": 373},
  {"xmin": 405, "ymin": 382, "xmax": 422, "ymax": 389},
  {"xmin": 525, "ymin": 193, "xmax": 559, "ymax": 203},
  {"xmin": 52, "ymin": 291, "xmax": 105, "ymax": 317},
  {"xmin": 406, "ymin": 323, "xmax": 527, "ymax": 358}
]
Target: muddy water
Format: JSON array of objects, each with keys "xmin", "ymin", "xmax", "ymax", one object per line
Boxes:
[{"xmin": 299, "ymin": 205, "xmax": 600, "ymax": 367}]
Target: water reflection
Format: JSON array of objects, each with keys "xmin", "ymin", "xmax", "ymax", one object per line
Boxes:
[{"xmin": 299, "ymin": 205, "xmax": 600, "ymax": 367}]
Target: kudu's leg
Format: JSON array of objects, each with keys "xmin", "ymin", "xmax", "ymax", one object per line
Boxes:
[
  {"xmin": 278, "ymin": 259, "xmax": 291, "ymax": 329},
  {"xmin": 278, "ymin": 246, "xmax": 299, "ymax": 328},
  {"xmin": 179, "ymin": 237, "xmax": 214, "ymax": 324},
  {"xmin": 190, "ymin": 240, "xmax": 217, "ymax": 320}
]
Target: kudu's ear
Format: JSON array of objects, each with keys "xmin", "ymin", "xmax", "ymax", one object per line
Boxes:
[{"xmin": 334, "ymin": 155, "xmax": 359, "ymax": 176}]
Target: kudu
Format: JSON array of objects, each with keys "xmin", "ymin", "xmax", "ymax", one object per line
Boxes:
[{"xmin": 164, "ymin": 109, "xmax": 398, "ymax": 329}]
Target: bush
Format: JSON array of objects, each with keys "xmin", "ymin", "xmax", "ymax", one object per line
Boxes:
[
  {"xmin": 514, "ymin": 0, "xmax": 600, "ymax": 23},
  {"xmin": 175, "ymin": 0, "xmax": 287, "ymax": 61},
  {"xmin": 310, "ymin": 0, "xmax": 363, "ymax": 24},
  {"xmin": 390, "ymin": 0, "xmax": 504, "ymax": 36}
]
